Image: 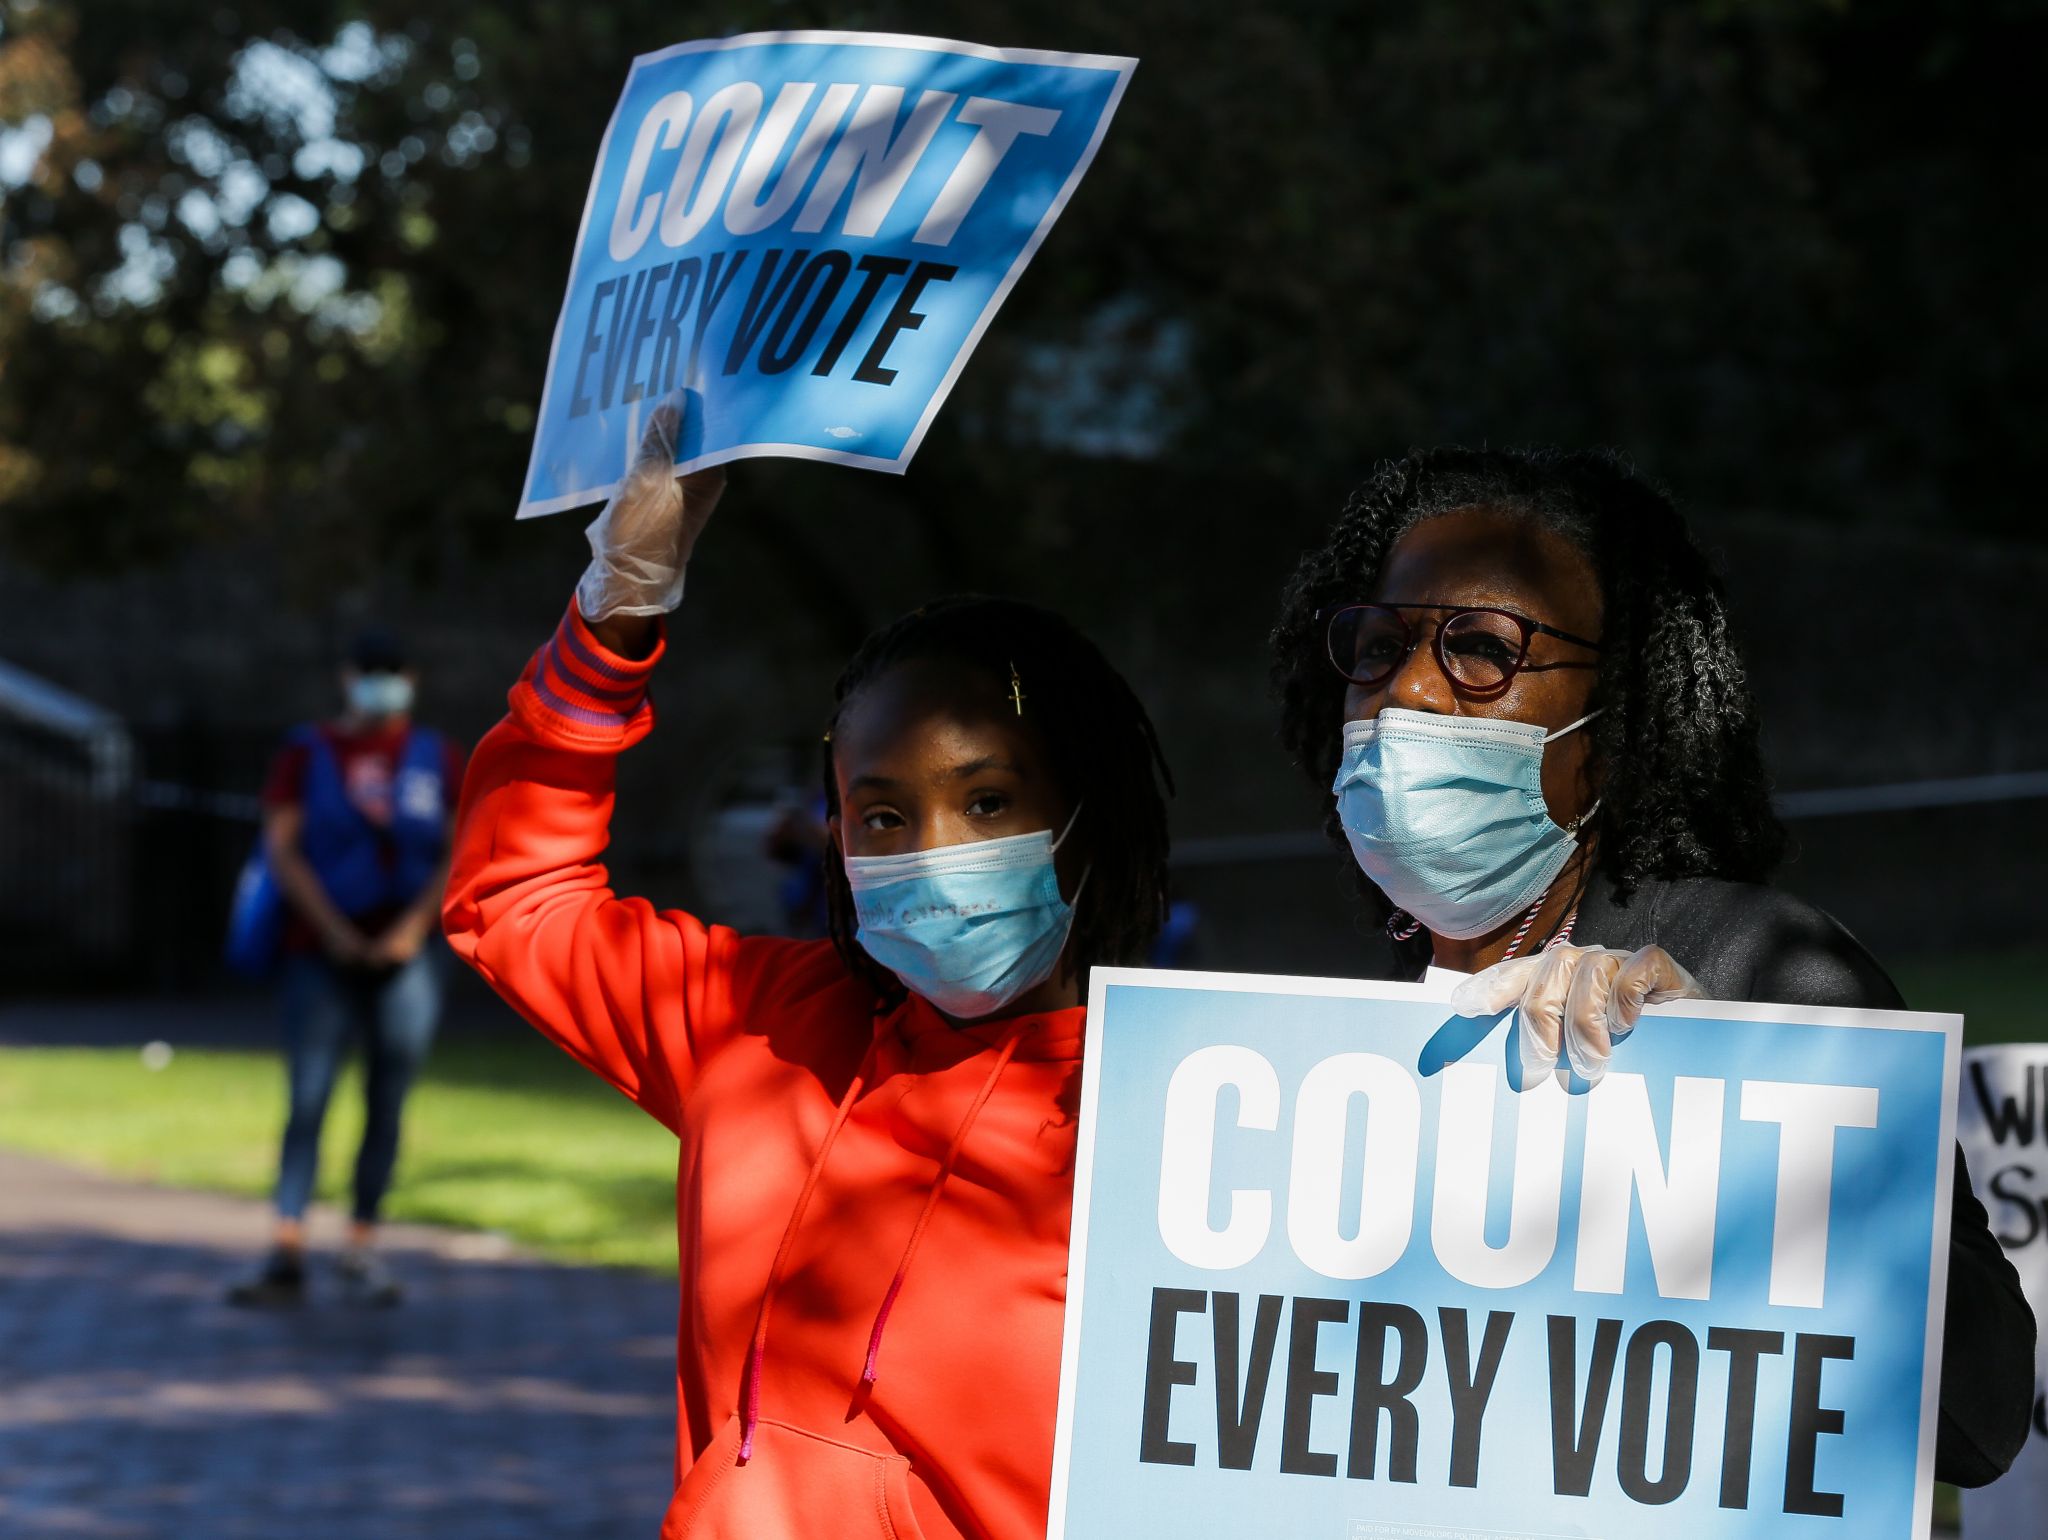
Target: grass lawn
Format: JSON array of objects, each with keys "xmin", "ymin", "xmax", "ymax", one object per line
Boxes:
[
  {"xmin": 0, "ymin": 1028, "xmax": 680, "ymax": 1271},
  {"xmin": 0, "ymin": 945, "xmax": 2039, "ymax": 1280},
  {"xmin": 1890, "ymin": 945, "xmax": 2043, "ymax": 1045}
]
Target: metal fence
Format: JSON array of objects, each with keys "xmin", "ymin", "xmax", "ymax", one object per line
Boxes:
[
  {"xmin": 0, "ymin": 658, "xmax": 135, "ymax": 979},
  {"xmin": 0, "ymin": 643, "xmax": 2041, "ymax": 991},
  {"xmin": 0, "ymin": 656, "xmax": 286, "ymax": 989},
  {"xmin": 124, "ymin": 723, "xmax": 274, "ymax": 991}
]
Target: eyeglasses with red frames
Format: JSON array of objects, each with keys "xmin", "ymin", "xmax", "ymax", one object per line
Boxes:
[{"xmin": 1320, "ymin": 603, "xmax": 1603, "ymax": 698}]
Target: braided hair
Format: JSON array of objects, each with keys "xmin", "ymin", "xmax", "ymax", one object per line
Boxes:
[
  {"xmin": 1271, "ymin": 447, "xmax": 1784, "ymax": 943},
  {"xmin": 821, "ymin": 596, "xmax": 1175, "ymax": 1003}
]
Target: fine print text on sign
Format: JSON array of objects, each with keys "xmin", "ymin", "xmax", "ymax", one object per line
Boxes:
[
  {"xmin": 1957, "ymin": 1045, "xmax": 2048, "ymax": 1536},
  {"xmin": 517, "ymin": 30, "xmax": 1135, "ymax": 518},
  {"xmin": 1050, "ymin": 969, "xmax": 1961, "ymax": 1540}
]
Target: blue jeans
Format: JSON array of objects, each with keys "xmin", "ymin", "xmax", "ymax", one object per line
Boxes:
[{"xmin": 273, "ymin": 949, "xmax": 441, "ymax": 1224}]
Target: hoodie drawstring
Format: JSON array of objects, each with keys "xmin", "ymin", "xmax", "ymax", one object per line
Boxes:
[
  {"xmin": 737, "ymin": 1019, "xmax": 1028, "ymax": 1463},
  {"xmin": 861, "ymin": 1025, "xmax": 1025, "ymax": 1388},
  {"xmin": 738, "ymin": 1028, "xmax": 883, "ymax": 1463}
]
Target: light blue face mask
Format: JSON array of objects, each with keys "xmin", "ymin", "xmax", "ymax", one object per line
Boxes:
[
  {"xmin": 347, "ymin": 672, "xmax": 415, "ymax": 719},
  {"xmin": 1332, "ymin": 707, "xmax": 1600, "ymax": 940},
  {"xmin": 845, "ymin": 809, "xmax": 1084, "ymax": 1019}
]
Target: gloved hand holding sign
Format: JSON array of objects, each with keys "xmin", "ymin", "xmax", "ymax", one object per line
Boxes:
[
  {"xmin": 575, "ymin": 394, "xmax": 728, "ymax": 623},
  {"xmin": 1450, "ymin": 943, "xmax": 1703, "ymax": 1087}
]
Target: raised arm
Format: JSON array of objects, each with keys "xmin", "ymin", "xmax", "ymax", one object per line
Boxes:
[{"xmin": 443, "ymin": 400, "xmax": 733, "ymax": 1132}]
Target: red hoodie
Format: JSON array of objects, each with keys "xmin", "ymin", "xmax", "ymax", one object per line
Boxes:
[{"xmin": 444, "ymin": 606, "xmax": 1086, "ymax": 1540}]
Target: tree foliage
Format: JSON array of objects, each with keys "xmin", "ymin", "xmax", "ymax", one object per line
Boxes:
[{"xmin": 2, "ymin": 0, "xmax": 2044, "ymax": 608}]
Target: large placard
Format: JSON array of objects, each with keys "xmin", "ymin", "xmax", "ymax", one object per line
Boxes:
[
  {"xmin": 1051, "ymin": 968, "xmax": 1960, "ymax": 1539},
  {"xmin": 518, "ymin": 30, "xmax": 1135, "ymax": 518}
]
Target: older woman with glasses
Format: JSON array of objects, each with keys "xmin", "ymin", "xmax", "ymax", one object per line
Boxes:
[{"xmin": 1268, "ymin": 446, "xmax": 2032, "ymax": 1488}]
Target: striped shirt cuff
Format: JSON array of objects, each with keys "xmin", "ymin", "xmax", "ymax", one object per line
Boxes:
[{"xmin": 509, "ymin": 603, "xmax": 664, "ymax": 750}]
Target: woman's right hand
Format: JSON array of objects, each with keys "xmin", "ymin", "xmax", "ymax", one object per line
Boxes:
[{"xmin": 575, "ymin": 394, "xmax": 727, "ymax": 654}]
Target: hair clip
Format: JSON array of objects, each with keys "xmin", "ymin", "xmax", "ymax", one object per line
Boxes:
[{"xmin": 1008, "ymin": 661, "xmax": 1026, "ymax": 716}]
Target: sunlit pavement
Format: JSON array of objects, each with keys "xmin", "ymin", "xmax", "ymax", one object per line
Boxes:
[
  {"xmin": 0, "ymin": 1140, "xmax": 1970, "ymax": 1539},
  {"xmin": 0, "ymin": 1150, "xmax": 676, "ymax": 1538}
]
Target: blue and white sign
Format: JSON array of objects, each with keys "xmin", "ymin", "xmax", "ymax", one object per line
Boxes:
[
  {"xmin": 1051, "ymin": 969, "xmax": 1961, "ymax": 1539},
  {"xmin": 517, "ymin": 31, "xmax": 1136, "ymax": 518},
  {"xmin": 1957, "ymin": 1044, "xmax": 2048, "ymax": 1538}
]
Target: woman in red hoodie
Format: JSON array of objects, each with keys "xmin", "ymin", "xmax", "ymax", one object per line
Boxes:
[{"xmin": 443, "ymin": 408, "xmax": 1173, "ymax": 1540}]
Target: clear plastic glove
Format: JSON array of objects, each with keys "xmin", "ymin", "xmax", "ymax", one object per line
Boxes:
[
  {"xmin": 1449, "ymin": 943, "xmax": 1703, "ymax": 1087},
  {"xmin": 574, "ymin": 395, "xmax": 727, "ymax": 622}
]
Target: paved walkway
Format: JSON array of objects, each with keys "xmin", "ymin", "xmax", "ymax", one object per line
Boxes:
[{"xmin": 0, "ymin": 1150, "xmax": 677, "ymax": 1539}]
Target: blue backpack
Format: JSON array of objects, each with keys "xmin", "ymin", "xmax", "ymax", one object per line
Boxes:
[
  {"xmin": 224, "ymin": 725, "xmax": 450, "ymax": 976},
  {"xmin": 223, "ymin": 847, "xmax": 287, "ymax": 977}
]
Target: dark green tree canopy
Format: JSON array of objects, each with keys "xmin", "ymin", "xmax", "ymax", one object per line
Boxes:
[{"xmin": 3, "ymin": 0, "xmax": 2044, "ymax": 600}]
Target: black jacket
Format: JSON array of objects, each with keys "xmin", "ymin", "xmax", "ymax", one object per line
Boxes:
[{"xmin": 1392, "ymin": 872, "xmax": 2036, "ymax": 1487}]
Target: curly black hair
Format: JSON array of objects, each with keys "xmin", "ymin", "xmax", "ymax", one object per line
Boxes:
[
  {"xmin": 821, "ymin": 595, "xmax": 1175, "ymax": 1004},
  {"xmin": 1271, "ymin": 446, "xmax": 1784, "ymax": 941}
]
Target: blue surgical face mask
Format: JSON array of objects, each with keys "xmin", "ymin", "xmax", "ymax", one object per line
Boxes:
[
  {"xmin": 347, "ymin": 672, "xmax": 414, "ymax": 719},
  {"xmin": 845, "ymin": 808, "xmax": 1084, "ymax": 1019},
  {"xmin": 1332, "ymin": 707, "xmax": 1600, "ymax": 940}
]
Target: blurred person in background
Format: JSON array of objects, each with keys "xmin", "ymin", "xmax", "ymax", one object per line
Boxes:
[
  {"xmin": 228, "ymin": 629, "xmax": 463, "ymax": 1308},
  {"xmin": 1269, "ymin": 446, "xmax": 2034, "ymax": 1487}
]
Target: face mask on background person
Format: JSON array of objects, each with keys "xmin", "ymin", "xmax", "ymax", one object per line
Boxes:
[
  {"xmin": 845, "ymin": 808, "xmax": 1085, "ymax": 1019},
  {"xmin": 1332, "ymin": 707, "xmax": 1600, "ymax": 940},
  {"xmin": 347, "ymin": 672, "xmax": 415, "ymax": 719}
]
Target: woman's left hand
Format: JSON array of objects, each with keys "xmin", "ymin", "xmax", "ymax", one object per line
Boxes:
[
  {"xmin": 576, "ymin": 394, "xmax": 728, "ymax": 624},
  {"xmin": 1449, "ymin": 944, "xmax": 1702, "ymax": 1087}
]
